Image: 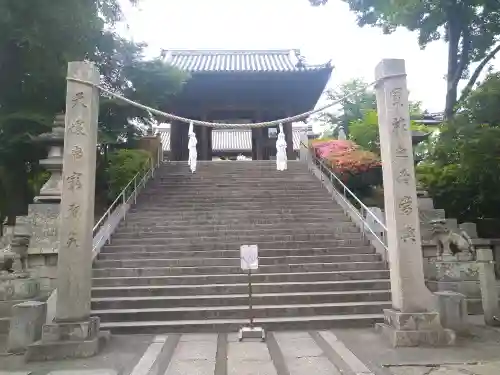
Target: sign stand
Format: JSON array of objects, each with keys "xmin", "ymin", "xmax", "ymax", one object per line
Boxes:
[{"xmin": 238, "ymin": 245, "xmax": 265, "ymax": 342}]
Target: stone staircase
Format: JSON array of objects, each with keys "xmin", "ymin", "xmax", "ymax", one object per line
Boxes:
[{"xmin": 92, "ymin": 161, "xmax": 391, "ymax": 333}]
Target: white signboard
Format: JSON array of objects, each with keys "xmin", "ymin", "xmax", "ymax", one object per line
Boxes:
[{"xmin": 240, "ymin": 244, "xmax": 259, "ymax": 270}]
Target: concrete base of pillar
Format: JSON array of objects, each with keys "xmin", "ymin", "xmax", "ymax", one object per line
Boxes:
[
  {"xmin": 7, "ymin": 301, "xmax": 47, "ymax": 354},
  {"xmin": 375, "ymin": 309, "xmax": 456, "ymax": 347},
  {"xmin": 25, "ymin": 316, "xmax": 110, "ymax": 362},
  {"xmin": 435, "ymin": 291, "xmax": 470, "ymax": 335}
]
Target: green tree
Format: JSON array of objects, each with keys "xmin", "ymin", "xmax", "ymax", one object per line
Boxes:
[
  {"xmin": 418, "ymin": 72, "xmax": 500, "ymax": 221},
  {"xmin": 0, "ymin": 0, "xmax": 186, "ymax": 227},
  {"xmin": 309, "ymin": 0, "xmax": 500, "ymax": 119},
  {"xmin": 460, "ymin": 72, "xmax": 500, "ymax": 126},
  {"xmin": 349, "ymin": 109, "xmax": 431, "ymax": 156},
  {"xmin": 321, "ymin": 78, "xmax": 377, "ymax": 137},
  {"xmin": 320, "ymin": 77, "xmax": 424, "ymax": 139}
]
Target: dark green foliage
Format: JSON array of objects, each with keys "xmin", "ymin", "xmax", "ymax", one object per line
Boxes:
[
  {"xmin": 418, "ymin": 73, "xmax": 500, "ymax": 221},
  {"xmin": 461, "ymin": 72, "xmax": 500, "ymax": 126},
  {"xmin": 0, "ymin": 0, "xmax": 186, "ymax": 227},
  {"xmin": 105, "ymin": 149, "xmax": 152, "ymax": 200}
]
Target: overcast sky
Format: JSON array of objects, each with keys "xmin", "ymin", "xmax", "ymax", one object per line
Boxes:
[{"xmin": 117, "ymin": 0, "xmax": 494, "ymax": 114}]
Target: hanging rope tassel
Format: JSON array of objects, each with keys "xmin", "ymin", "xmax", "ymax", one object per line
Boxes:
[
  {"xmin": 187, "ymin": 121, "xmax": 198, "ymax": 173},
  {"xmin": 276, "ymin": 123, "xmax": 288, "ymax": 171}
]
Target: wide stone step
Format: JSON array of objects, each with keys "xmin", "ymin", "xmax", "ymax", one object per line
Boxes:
[
  {"xmin": 126, "ymin": 206, "xmax": 343, "ymax": 214},
  {"xmin": 126, "ymin": 208, "xmax": 345, "ymax": 218},
  {"xmin": 123, "ymin": 212, "xmax": 348, "ymax": 224},
  {"xmin": 117, "ymin": 220, "xmax": 353, "ymax": 232},
  {"xmin": 154, "ymin": 175, "xmax": 313, "ymax": 180},
  {"xmin": 91, "ymin": 279, "xmax": 391, "ymax": 298},
  {"xmin": 92, "ymin": 269, "xmax": 390, "ymax": 286},
  {"xmin": 153, "ymin": 171, "xmax": 314, "ymax": 177},
  {"xmin": 99, "ymin": 313, "xmax": 384, "ymax": 333},
  {"xmin": 148, "ymin": 182, "xmax": 321, "ymax": 189},
  {"xmin": 91, "ymin": 290, "xmax": 391, "ymax": 310},
  {"xmin": 112, "ymin": 226, "xmax": 360, "ymax": 239},
  {"xmin": 108, "ymin": 233, "xmax": 363, "ymax": 247},
  {"xmin": 157, "ymin": 166, "xmax": 307, "ymax": 172},
  {"xmin": 158, "ymin": 167, "xmax": 309, "ymax": 171},
  {"xmin": 136, "ymin": 195, "xmax": 332, "ymax": 204},
  {"xmin": 143, "ymin": 189, "xmax": 327, "ymax": 196},
  {"xmin": 94, "ymin": 254, "xmax": 381, "ymax": 269},
  {"xmin": 102, "ymin": 239, "xmax": 369, "ymax": 252},
  {"xmin": 155, "ymin": 166, "xmax": 308, "ymax": 171},
  {"xmin": 97, "ymin": 248, "xmax": 376, "ymax": 260},
  {"xmin": 139, "ymin": 190, "xmax": 328, "ymax": 198},
  {"xmin": 128, "ymin": 202, "xmax": 342, "ymax": 212},
  {"xmin": 93, "ymin": 300, "xmax": 390, "ymax": 322},
  {"xmin": 98, "ymin": 246, "xmax": 374, "ymax": 260},
  {"xmin": 93, "ymin": 261, "xmax": 386, "ymax": 277},
  {"xmin": 155, "ymin": 177, "xmax": 316, "ymax": 181}
]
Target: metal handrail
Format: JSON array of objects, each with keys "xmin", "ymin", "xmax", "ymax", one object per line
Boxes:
[
  {"xmin": 300, "ymin": 141, "xmax": 388, "ymax": 251},
  {"xmin": 92, "ymin": 150, "xmax": 161, "ymax": 255}
]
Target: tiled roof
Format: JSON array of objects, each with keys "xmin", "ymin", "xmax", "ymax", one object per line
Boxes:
[
  {"xmin": 163, "ymin": 49, "xmax": 331, "ymax": 73},
  {"xmin": 158, "ymin": 128, "xmax": 304, "ymax": 152}
]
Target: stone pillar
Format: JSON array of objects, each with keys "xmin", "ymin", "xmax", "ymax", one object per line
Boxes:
[
  {"xmin": 170, "ymin": 121, "xmax": 179, "ymax": 161},
  {"xmin": 177, "ymin": 122, "xmax": 190, "ymax": 161},
  {"xmin": 476, "ymin": 248, "xmax": 500, "ymax": 326},
  {"xmin": 26, "ymin": 61, "xmax": 109, "ymax": 361},
  {"xmin": 252, "ymin": 128, "xmax": 265, "ymax": 160},
  {"xmin": 197, "ymin": 120, "xmax": 211, "ymax": 161},
  {"xmin": 374, "ymin": 59, "xmax": 455, "ymax": 347},
  {"xmin": 284, "ymin": 122, "xmax": 294, "ymax": 160},
  {"xmin": 206, "ymin": 127, "xmax": 213, "ymax": 160},
  {"xmin": 171, "ymin": 121, "xmax": 189, "ymax": 161}
]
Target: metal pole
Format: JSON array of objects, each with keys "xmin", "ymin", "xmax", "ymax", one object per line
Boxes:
[
  {"xmin": 106, "ymin": 210, "xmax": 111, "ymax": 245},
  {"xmin": 361, "ymin": 206, "xmax": 366, "ymax": 240},
  {"xmin": 134, "ymin": 176, "xmax": 137, "ymax": 204},
  {"xmin": 248, "ymin": 269, "xmax": 254, "ymax": 328},
  {"xmin": 122, "ymin": 192, "xmax": 127, "ymax": 221},
  {"xmin": 330, "ymin": 173, "xmax": 334, "ymax": 199}
]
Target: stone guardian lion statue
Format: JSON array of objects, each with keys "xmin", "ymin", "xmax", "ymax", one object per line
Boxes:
[{"xmin": 429, "ymin": 219, "xmax": 475, "ymax": 260}]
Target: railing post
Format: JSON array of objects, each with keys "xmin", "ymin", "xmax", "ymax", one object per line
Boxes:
[
  {"xmin": 122, "ymin": 192, "xmax": 127, "ymax": 221},
  {"xmin": 134, "ymin": 176, "xmax": 137, "ymax": 204},
  {"xmin": 106, "ymin": 210, "xmax": 111, "ymax": 245},
  {"xmin": 360, "ymin": 206, "xmax": 366, "ymax": 240},
  {"xmin": 330, "ymin": 173, "xmax": 334, "ymax": 199}
]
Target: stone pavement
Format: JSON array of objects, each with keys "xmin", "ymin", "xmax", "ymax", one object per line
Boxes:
[
  {"xmin": 1, "ymin": 322, "xmax": 500, "ymax": 375},
  {"xmin": 388, "ymin": 363, "xmax": 500, "ymax": 375}
]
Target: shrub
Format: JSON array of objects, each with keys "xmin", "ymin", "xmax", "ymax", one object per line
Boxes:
[
  {"xmin": 106, "ymin": 149, "xmax": 152, "ymax": 200},
  {"xmin": 310, "ymin": 138, "xmax": 382, "ymax": 194}
]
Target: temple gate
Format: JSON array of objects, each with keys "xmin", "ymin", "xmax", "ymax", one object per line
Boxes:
[{"xmin": 162, "ymin": 49, "xmax": 332, "ymax": 160}]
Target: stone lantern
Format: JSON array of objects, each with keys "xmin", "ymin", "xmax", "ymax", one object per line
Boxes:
[
  {"xmin": 32, "ymin": 113, "xmax": 65, "ymax": 203},
  {"xmin": 26, "ymin": 114, "xmax": 65, "ymax": 292}
]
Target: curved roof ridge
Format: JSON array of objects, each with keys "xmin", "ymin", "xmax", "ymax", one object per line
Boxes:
[
  {"xmin": 166, "ymin": 49, "xmax": 300, "ymax": 55},
  {"xmin": 162, "ymin": 48, "xmax": 332, "ymax": 73}
]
